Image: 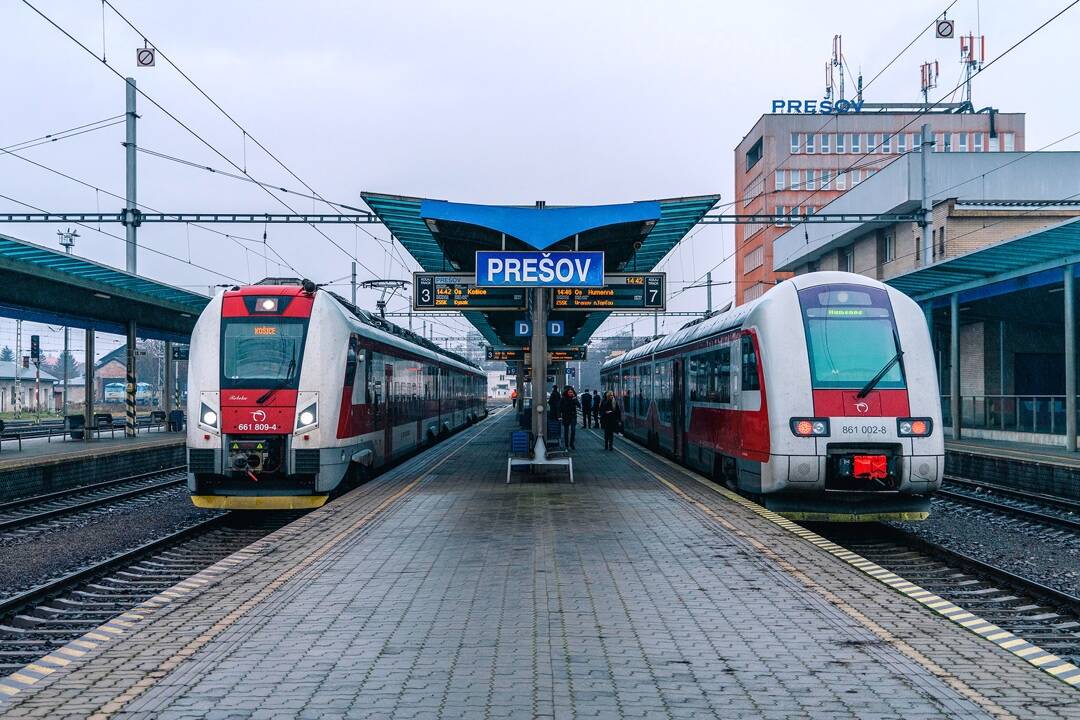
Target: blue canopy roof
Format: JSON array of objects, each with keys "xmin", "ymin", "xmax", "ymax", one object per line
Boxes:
[
  {"xmin": 0, "ymin": 233, "xmax": 209, "ymax": 341},
  {"xmin": 362, "ymin": 193, "xmax": 719, "ymax": 347},
  {"xmin": 886, "ymin": 217, "xmax": 1080, "ymax": 301}
]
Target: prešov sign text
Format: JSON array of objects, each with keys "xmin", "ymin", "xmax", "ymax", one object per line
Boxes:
[{"xmin": 476, "ymin": 251, "xmax": 604, "ymax": 288}]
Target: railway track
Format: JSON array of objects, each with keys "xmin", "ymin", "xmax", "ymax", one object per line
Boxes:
[
  {"xmin": 937, "ymin": 477, "xmax": 1080, "ymax": 535},
  {"xmin": 820, "ymin": 523, "xmax": 1080, "ymax": 666},
  {"xmin": 0, "ymin": 468, "xmax": 187, "ymax": 536},
  {"xmin": 0, "ymin": 513, "xmax": 292, "ymax": 672}
]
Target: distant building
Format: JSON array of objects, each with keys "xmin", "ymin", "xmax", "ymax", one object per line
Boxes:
[
  {"xmin": 734, "ymin": 104, "xmax": 1025, "ymax": 303},
  {"xmin": 486, "ymin": 370, "xmax": 511, "ymax": 399},
  {"xmin": 0, "ymin": 361, "xmax": 58, "ymax": 413},
  {"xmin": 773, "ymin": 150, "xmax": 1080, "ymax": 448}
]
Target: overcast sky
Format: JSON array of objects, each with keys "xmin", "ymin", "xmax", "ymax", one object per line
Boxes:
[{"xmin": 3, "ymin": 0, "xmax": 1079, "ymax": 356}]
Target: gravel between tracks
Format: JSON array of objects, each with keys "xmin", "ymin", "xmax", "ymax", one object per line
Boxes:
[
  {"xmin": 0, "ymin": 488, "xmax": 221, "ymax": 598},
  {"xmin": 893, "ymin": 497, "xmax": 1080, "ymax": 597}
]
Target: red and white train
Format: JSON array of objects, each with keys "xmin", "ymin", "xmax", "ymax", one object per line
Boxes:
[
  {"xmin": 601, "ymin": 272, "xmax": 943, "ymax": 521},
  {"xmin": 186, "ymin": 279, "xmax": 486, "ymax": 509}
]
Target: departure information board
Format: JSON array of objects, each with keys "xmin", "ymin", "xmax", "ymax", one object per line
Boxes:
[
  {"xmin": 414, "ymin": 272, "xmax": 527, "ymax": 311},
  {"xmin": 485, "ymin": 347, "xmax": 587, "ymax": 362},
  {"xmin": 551, "ymin": 273, "xmax": 665, "ymax": 311}
]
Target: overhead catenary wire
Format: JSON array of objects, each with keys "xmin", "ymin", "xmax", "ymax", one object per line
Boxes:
[
  {"xmin": 98, "ymin": 0, "xmax": 412, "ymax": 278},
  {"xmin": 1, "ymin": 116, "xmax": 124, "ymax": 153},
  {"xmin": 0, "ymin": 190, "xmax": 244, "ymax": 284},
  {"xmin": 18, "ymin": 0, "xmax": 376, "ymax": 280}
]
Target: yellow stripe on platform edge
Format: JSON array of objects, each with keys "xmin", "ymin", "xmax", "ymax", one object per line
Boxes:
[
  {"xmin": 191, "ymin": 495, "xmax": 328, "ymax": 510},
  {"xmin": 601, "ymin": 432, "xmax": 1080, "ymax": 689}
]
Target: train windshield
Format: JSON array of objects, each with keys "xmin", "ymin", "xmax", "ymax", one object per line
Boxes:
[
  {"xmin": 798, "ymin": 284, "xmax": 905, "ymax": 390},
  {"xmin": 220, "ymin": 319, "xmax": 307, "ymax": 388}
]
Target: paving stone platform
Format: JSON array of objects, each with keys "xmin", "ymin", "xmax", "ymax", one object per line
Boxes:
[{"xmin": 1, "ymin": 408, "xmax": 1076, "ymax": 719}]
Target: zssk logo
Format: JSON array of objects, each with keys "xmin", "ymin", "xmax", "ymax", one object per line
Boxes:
[
  {"xmin": 854, "ymin": 401, "xmax": 870, "ymax": 414},
  {"xmin": 251, "ymin": 409, "xmax": 267, "ymax": 423}
]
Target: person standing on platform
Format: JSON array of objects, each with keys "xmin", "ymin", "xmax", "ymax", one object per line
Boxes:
[
  {"xmin": 592, "ymin": 390, "xmax": 601, "ymax": 427},
  {"xmin": 548, "ymin": 387, "xmax": 560, "ymax": 426},
  {"xmin": 600, "ymin": 390, "xmax": 621, "ymax": 451},
  {"xmin": 560, "ymin": 386, "xmax": 580, "ymax": 450},
  {"xmin": 511, "ymin": 388, "xmax": 518, "ymax": 409},
  {"xmin": 580, "ymin": 389, "xmax": 593, "ymax": 428}
]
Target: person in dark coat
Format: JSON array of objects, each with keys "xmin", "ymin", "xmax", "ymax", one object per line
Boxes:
[
  {"xmin": 600, "ymin": 390, "xmax": 621, "ymax": 451},
  {"xmin": 548, "ymin": 388, "xmax": 561, "ymax": 425},
  {"xmin": 580, "ymin": 389, "xmax": 593, "ymax": 428},
  {"xmin": 592, "ymin": 390, "xmax": 601, "ymax": 426},
  {"xmin": 560, "ymin": 386, "xmax": 580, "ymax": 450}
]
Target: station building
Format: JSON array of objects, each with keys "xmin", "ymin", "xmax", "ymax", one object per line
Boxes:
[
  {"xmin": 734, "ymin": 104, "xmax": 1025, "ymax": 303},
  {"xmin": 773, "ymin": 150, "xmax": 1080, "ymax": 449}
]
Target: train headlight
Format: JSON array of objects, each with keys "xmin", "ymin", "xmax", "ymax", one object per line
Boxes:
[
  {"xmin": 898, "ymin": 418, "xmax": 933, "ymax": 437},
  {"xmin": 200, "ymin": 403, "xmax": 218, "ymax": 428},
  {"xmin": 255, "ymin": 297, "xmax": 279, "ymax": 312},
  {"xmin": 296, "ymin": 402, "xmax": 318, "ymax": 430},
  {"xmin": 790, "ymin": 418, "xmax": 829, "ymax": 437}
]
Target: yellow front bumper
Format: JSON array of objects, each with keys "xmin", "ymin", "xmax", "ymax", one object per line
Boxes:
[{"xmin": 191, "ymin": 494, "xmax": 329, "ymax": 510}]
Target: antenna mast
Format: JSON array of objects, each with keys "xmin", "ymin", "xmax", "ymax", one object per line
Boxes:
[
  {"xmin": 920, "ymin": 61, "xmax": 939, "ymax": 105},
  {"xmin": 825, "ymin": 35, "xmax": 845, "ymax": 101},
  {"xmin": 960, "ymin": 33, "xmax": 985, "ymax": 106}
]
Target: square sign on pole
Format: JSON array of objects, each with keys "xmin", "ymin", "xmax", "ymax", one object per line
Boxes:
[
  {"xmin": 514, "ymin": 320, "xmax": 532, "ymax": 337},
  {"xmin": 547, "ymin": 320, "xmax": 564, "ymax": 337}
]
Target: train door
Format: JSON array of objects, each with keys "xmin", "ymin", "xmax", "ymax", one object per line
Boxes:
[
  {"xmin": 672, "ymin": 358, "xmax": 685, "ymax": 461},
  {"xmin": 384, "ymin": 362, "xmax": 394, "ymax": 459}
]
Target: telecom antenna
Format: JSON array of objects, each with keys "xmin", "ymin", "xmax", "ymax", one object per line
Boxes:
[
  {"xmin": 960, "ymin": 33, "xmax": 985, "ymax": 106},
  {"xmin": 832, "ymin": 35, "xmax": 845, "ymax": 100},
  {"xmin": 919, "ymin": 61, "xmax": 939, "ymax": 105}
]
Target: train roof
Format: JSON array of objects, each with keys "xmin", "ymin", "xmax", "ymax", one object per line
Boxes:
[
  {"xmin": 602, "ymin": 272, "xmax": 895, "ymax": 370},
  {"xmin": 324, "ymin": 291, "xmax": 483, "ymax": 375}
]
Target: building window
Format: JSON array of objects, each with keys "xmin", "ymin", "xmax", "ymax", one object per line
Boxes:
[
  {"xmin": 806, "ymin": 133, "xmax": 815, "ymax": 154},
  {"xmin": 744, "ymin": 283, "xmax": 768, "ymax": 302},
  {"xmin": 897, "ymin": 133, "xmax": 907, "ymax": 153},
  {"xmin": 775, "ymin": 170, "xmax": 785, "ymax": 191},
  {"xmin": 935, "ymin": 133, "xmax": 945, "ymax": 152},
  {"xmin": 745, "ymin": 137, "xmax": 763, "ymax": 171},
  {"xmin": 851, "ymin": 169, "xmax": 862, "ymax": 185},
  {"xmin": 882, "ymin": 133, "xmax": 892, "ymax": 153},
  {"xmin": 958, "ymin": 133, "xmax": 968, "ymax": 152},
  {"xmin": 910, "ymin": 133, "xmax": 921, "ymax": 151},
  {"xmin": 1003, "ymin": 132, "xmax": 1015, "ymax": 151},
  {"xmin": 821, "ymin": 170, "xmax": 832, "ymax": 190},
  {"xmin": 836, "ymin": 133, "xmax": 845, "ymax": 153},
  {"xmin": 820, "ymin": 133, "xmax": 831, "ymax": 153},
  {"xmin": 744, "ymin": 245, "xmax": 764, "ymax": 273},
  {"xmin": 790, "ymin": 170, "xmax": 801, "ymax": 190},
  {"xmin": 805, "ymin": 169, "xmax": 816, "ymax": 190},
  {"xmin": 938, "ymin": 226, "xmax": 946, "ymax": 258},
  {"xmin": 836, "ymin": 171, "xmax": 846, "ymax": 190},
  {"xmin": 883, "ymin": 231, "xmax": 895, "ymax": 263},
  {"xmin": 973, "ymin": 132, "xmax": 983, "ymax": 152},
  {"xmin": 988, "ymin": 134, "xmax": 999, "ymax": 152},
  {"xmin": 791, "ymin": 132, "xmax": 801, "ymax": 154},
  {"xmin": 842, "ymin": 247, "xmax": 854, "ymax": 273},
  {"xmin": 851, "ymin": 133, "xmax": 861, "ymax": 153},
  {"xmin": 867, "ymin": 133, "xmax": 878, "ymax": 153},
  {"xmin": 775, "ymin": 205, "xmax": 785, "ymax": 227},
  {"xmin": 950, "ymin": 133, "xmax": 960, "ymax": 152}
]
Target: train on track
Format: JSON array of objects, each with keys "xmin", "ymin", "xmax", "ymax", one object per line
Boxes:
[
  {"xmin": 186, "ymin": 279, "xmax": 487, "ymax": 510},
  {"xmin": 601, "ymin": 271, "xmax": 943, "ymax": 521}
]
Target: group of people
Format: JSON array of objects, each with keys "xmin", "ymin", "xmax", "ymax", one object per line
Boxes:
[{"xmin": 548, "ymin": 386, "xmax": 622, "ymax": 451}]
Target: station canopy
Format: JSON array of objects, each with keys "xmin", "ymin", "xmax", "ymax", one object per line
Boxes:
[
  {"xmin": 0, "ymin": 232, "xmax": 209, "ymax": 342},
  {"xmin": 361, "ymin": 193, "xmax": 720, "ymax": 348}
]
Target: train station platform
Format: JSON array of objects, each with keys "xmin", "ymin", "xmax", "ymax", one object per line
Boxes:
[
  {"xmin": 946, "ymin": 437, "xmax": 1080, "ymax": 500},
  {"xmin": 1, "ymin": 408, "xmax": 1076, "ymax": 718},
  {"xmin": 0, "ymin": 432, "xmax": 184, "ymax": 502}
]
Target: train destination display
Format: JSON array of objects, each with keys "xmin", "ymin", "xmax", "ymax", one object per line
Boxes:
[
  {"xmin": 414, "ymin": 272, "xmax": 527, "ymax": 311},
  {"xmin": 551, "ymin": 273, "xmax": 665, "ymax": 311}
]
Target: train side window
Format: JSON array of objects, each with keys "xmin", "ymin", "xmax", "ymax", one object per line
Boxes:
[
  {"xmin": 741, "ymin": 337, "xmax": 760, "ymax": 391},
  {"xmin": 718, "ymin": 346, "xmax": 732, "ymax": 403}
]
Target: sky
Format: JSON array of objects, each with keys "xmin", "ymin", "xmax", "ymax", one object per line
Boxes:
[{"xmin": 2, "ymin": 0, "xmax": 1079, "ymax": 360}]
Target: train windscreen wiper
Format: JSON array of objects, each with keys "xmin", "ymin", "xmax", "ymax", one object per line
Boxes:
[
  {"xmin": 857, "ymin": 350, "xmax": 904, "ymax": 399},
  {"xmin": 256, "ymin": 353, "xmax": 296, "ymax": 404}
]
